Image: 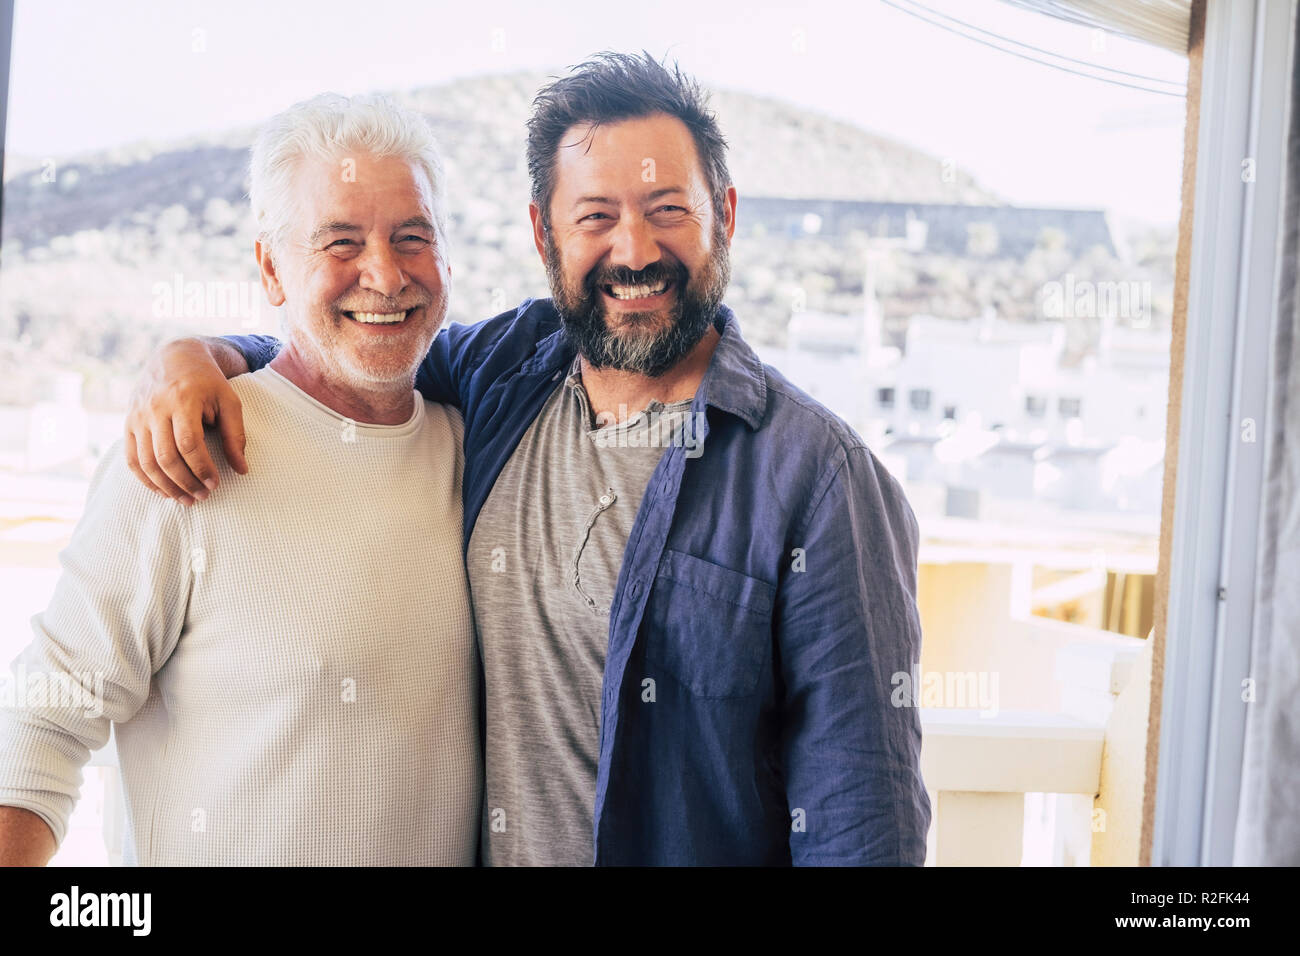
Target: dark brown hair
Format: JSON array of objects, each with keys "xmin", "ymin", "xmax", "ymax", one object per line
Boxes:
[{"xmin": 526, "ymin": 50, "xmax": 732, "ymax": 227}]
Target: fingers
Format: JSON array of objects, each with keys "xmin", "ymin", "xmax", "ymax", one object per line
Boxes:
[
  {"xmin": 124, "ymin": 424, "xmax": 165, "ymax": 497},
  {"xmin": 135, "ymin": 426, "xmax": 194, "ymax": 506},
  {"xmin": 152, "ymin": 416, "xmax": 209, "ymax": 502},
  {"xmin": 215, "ymin": 389, "xmax": 248, "ymax": 475},
  {"xmin": 121, "ymin": 337, "xmax": 247, "ymax": 502},
  {"xmin": 172, "ymin": 408, "xmax": 222, "ymax": 495}
]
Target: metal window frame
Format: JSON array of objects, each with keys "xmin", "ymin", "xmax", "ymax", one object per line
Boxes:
[
  {"xmin": 1152, "ymin": 0, "xmax": 1296, "ymax": 866},
  {"xmin": 0, "ymin": 0, "xmax": 12, "ymax": 240}
]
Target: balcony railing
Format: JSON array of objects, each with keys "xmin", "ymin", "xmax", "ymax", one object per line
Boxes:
[{"xmin": 921, "ymin": 623, "xmax": 1146, "ymax": 866}]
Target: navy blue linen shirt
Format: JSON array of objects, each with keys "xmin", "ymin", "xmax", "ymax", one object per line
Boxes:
[{"xmin": 229, "ymin": 296, "xmax": 931, "ymax": 865}]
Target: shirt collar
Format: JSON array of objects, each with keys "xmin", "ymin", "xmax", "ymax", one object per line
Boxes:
[
  {"xmin": 563, "ymin": 354, "xmax": 584, "ymax": 390},
  {"xmin": 697, "ymin": 304, "xmax": 768, "ymax": 431}
]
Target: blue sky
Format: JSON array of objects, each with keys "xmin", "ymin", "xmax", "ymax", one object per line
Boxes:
[{"xmin": 6, "ymin": 0, "xmax": 1189, "ymax": 224}]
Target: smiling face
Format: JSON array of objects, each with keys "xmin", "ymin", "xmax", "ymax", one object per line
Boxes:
[
  {"xmin": 257, "ymin": 151, "xmax": 450, "ymax": 391},
  {"xmin": 532, "ymin": 112, "xmax": 736, "ymax": 377}
]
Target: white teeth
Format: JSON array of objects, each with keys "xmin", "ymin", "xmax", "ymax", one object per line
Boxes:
[
  {"xmin": 351, "ymin": 311, "xmax": 407, "ymax": 324},
  {"xmin": 608, "ymin": 282, "xmax": 668, "ymax": 300}
]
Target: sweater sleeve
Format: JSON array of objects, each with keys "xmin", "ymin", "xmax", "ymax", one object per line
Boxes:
[{"xmin": 0, "ymin": 440, "xmax": 192, "ymax": 845}]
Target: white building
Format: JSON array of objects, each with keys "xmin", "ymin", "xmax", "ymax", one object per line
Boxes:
[{"xmin": 755, "ymin": 257, "xmax": 1169, "ymax": 518}]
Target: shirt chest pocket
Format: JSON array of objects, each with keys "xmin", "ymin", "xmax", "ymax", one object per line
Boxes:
[{"xmin": 641, "ymin": 549, "xmax": 776, "ymax": 699}]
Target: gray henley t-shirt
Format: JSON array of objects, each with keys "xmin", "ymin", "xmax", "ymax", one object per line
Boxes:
[{"xmin": 467, "ymin": 357, "xmax": 694, "ymax": 866}]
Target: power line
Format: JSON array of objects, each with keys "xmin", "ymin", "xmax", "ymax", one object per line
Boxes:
[
  {"xmin": 903, "ymin": 0, "xmax": 1184, "ymax": 87},
  {"xmin": 883, "ymin": 0, "xmax": 1190, "ymax": 98},
  {"xmin": 882, "ymin": 0, "xmax": 1185, "ymax": 95}
]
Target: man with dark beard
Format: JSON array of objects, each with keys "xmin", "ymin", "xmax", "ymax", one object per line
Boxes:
[
  {"xmin": 542, "ymin": 180, "xmax": 727, "ymax": 380},
  {"xmin": 123, "ymin": 52, "xmax": 931, "ymax": 866}
]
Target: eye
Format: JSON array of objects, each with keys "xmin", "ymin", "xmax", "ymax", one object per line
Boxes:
[
  {"xmin": 398, "ymin": 235, "xmax": 429, "ymax": 244},
  {"xmin": 327, "ymin": 238, "xmax": 356, "ymax": 248},
  {"xmin": 657, "ymin": 205, "xmax": 686, "ymax": 213},
  {"xmin": 579, "ymin": 212, "xmax": 610, "ymax": 222}
]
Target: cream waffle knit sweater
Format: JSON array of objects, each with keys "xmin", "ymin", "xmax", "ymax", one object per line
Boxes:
[{"xmin": 0, "ymin": 367, "xmax": 480, "ymax": 865}]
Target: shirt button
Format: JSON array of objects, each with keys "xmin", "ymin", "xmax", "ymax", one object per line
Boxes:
[{"xmin": 599, "ymin": 494, "xmax": 612, "ymax": 506}]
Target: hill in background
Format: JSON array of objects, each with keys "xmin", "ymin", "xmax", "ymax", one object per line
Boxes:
[{"xmin": 0, "ymin": 71, "xmax": 1170, "ymax": 411}]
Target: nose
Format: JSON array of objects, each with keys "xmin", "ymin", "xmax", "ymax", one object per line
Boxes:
[
  {"xmin": 607, "ymin": 214, "xmax": 660, "ymax": 274},
  {"xmin": 357, "ymin": 241, "xmax": 408, "ymax": 300}
]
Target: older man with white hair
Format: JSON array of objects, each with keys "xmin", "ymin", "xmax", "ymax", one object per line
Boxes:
[{"xmin": 0, "ymin": 93, "xmax": 480, "ymax": 865}]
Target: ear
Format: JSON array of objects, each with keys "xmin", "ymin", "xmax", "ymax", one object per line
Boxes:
[
  {"xmin": 255, "ymin": 239, "xmax": 287, "ymax": 307},
  {"xmin": 722, "ymin": 185, "xmax": 738, "ymax": 244},
  {"xmin": 529, "ymin": 202, "xmax": 548, "ymax": 264}
]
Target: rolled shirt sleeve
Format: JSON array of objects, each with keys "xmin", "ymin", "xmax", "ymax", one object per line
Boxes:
[
  {"xmin": 0, "ymin": 442, "xmax": 191, "ymax": 845},
  {"xmin": 223, "ymin": 333, "xmax": 282, "ymax": 373}
]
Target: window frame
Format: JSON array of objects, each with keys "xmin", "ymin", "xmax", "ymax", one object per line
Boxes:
[{"xmin": 1152, "ymin": 0, "xmax": 1295, "ymax": 866}]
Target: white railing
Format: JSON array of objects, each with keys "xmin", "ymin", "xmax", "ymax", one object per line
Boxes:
[
  {"xmin": 920, "ymin": 628, "xmax": 1145, "ymax": 866},
  {"xmin": 920, "ymin": 708, "xmax": 1105, "ymax": 865}
]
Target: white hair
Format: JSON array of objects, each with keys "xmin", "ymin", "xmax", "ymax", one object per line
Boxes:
[{"xmin": 248, "ymin": 92, "xmax": 449, "ymax": 256}]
